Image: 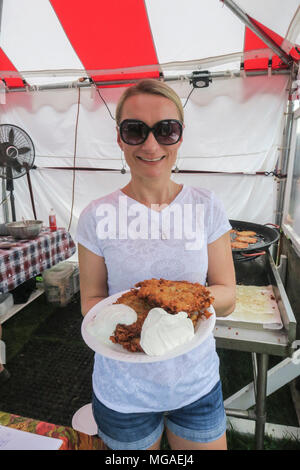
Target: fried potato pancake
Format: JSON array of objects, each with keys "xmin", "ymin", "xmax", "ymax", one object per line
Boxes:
[
  {"xmin": 110, "ymin": 322, "xmax": 144, "ymax": 352},
  {"xmin": 135, "ymin": 278, "xmax": 213, "ymax": 315},
  {"xmin": 109, "ymin": 280, "xmax": 213, "ymax": 353},
  {"xmin": 231, "ymin": 241, "xmax": 249, "ymax": 249},
  {"xmin": 236, "ymin": 230, "xmax": 257, "ymax": 237},
  {"xmin": 235, "ymin": 236, "xmax": 257, "ymax": 244},
  {"xmin": 110, "ymin": 290, "xmax": 152, "ymax": 352},
  {"xmin": 114, "ymin": 289, "xmax": 152, "ymax": 317}
]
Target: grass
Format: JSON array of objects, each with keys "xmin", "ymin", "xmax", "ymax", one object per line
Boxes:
[
  {"xmin": 227, "ymin": 427, "xmax": 300, "ymax": 450},
  {"xmin": 1, "ymin": 290, "xmax": 300, "ymax": 450},
  {"xmin": 159, "ymin": 427, "xmax": 300, "ymax": 450}
]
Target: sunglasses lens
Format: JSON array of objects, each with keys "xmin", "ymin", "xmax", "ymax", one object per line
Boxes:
[
  {"xmin": 120, "ymin": 119, "xmax": 182, "ymax": 145},
  {"xmin": 120, "ymin": 121, "xmax": 147, "ymax": 145},
  {"xmin": 155, "ymin": 120, "xmax": 182, "ymax": 145}
]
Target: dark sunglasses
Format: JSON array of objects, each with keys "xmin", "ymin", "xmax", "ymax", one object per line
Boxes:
[{"xmin": 119, "ymin": 119, "xmax": 183, "ymax": 146}]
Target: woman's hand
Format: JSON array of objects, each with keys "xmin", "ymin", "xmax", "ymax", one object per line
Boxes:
[
  {"xmin": 78, "ymin": 243, "xmax": 108, "ymax": 316},
  {"xmin": 207, "ymin": 232, "xmax": 236, "ymax": 317}
]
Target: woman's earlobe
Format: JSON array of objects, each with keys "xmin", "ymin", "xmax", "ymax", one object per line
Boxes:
[{"xmin": 117, "ymin": 129, "xmax": 123, "ymax": 150}]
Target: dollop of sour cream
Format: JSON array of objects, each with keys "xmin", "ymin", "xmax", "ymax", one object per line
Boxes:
[
  {"xmin": 140, "ymin": 307, "xmax": 194, "ymax": 356},
  {"xmin": 86, "ymin": 304, "xmax": 137, "ymax": 345}
]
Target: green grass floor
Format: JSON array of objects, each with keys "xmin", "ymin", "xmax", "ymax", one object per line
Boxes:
[{"xmin": 1, "ymin": 290, "xmax": 300, "ymax": 450}]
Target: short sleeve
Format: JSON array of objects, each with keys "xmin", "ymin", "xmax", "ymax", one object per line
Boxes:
[
  {"xmin": 207, "ymin": 192, "xmax": 232, "ymax": 244},
  {"xmin": 75, "ymin": 203, "xmax": 104, "ymax": 257}
]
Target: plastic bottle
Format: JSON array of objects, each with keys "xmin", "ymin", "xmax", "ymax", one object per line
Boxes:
[{"xmin": 49, "ymin": 208, "xmax": 57, "ymax": 232}]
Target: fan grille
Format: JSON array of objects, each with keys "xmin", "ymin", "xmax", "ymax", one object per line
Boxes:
[{"xmin": 0, "ymin": 124, "xmax": 35, "ymax": 179}]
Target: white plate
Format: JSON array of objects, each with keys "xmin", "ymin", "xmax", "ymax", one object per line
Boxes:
[
  {"xmin": 71, "ymin": 404, "xmax": 98, "ymax": 436},
  {"xmin": 81, "ymin": 290, "xmax": 216, "ymax": 363}
]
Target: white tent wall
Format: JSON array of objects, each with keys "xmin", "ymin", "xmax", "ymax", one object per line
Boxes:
[
  {"xmin": 1, "ymin": 75, "xmax": 288, "ymax": 170},
  {"xmin": 0, "ymin": 74, "xmax": 289, "ymax": 259},
  {"xmin": 171, "ymin": 76, "xmax": 288, "ymax": 173}
]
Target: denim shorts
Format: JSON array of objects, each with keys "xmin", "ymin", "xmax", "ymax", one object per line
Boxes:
[{"xmin": 92, "ymin": 380, "xmax": 227, "ymax": 450}]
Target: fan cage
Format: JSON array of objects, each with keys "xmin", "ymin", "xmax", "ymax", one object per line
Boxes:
[{"xmin": 0, "ymin": 124, "xmax": 35, "ymax": 180}]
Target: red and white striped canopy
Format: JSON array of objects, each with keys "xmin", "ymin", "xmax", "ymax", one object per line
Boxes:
[{"xmin": 0, "ymin": 0, "xmax": 300, "ymax": 89}]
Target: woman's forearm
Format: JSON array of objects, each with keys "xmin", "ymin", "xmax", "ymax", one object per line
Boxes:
[
  {"xmin": 207, "ymin": 285, "xmax": 236, "ymax": 317},
  {"xmin": 81, "ymin": 296, "xmax": 107, "ymax": 317}
]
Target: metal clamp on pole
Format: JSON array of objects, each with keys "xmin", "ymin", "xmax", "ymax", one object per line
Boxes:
[{"xmin": 225, "ymin": 408, "xmax": 257, "ymax": 420}]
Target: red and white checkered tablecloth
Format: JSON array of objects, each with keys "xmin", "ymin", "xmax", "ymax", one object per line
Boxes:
[{"xmin": 0, "ymin": 228, "xmax": 76, "ymax": 294}]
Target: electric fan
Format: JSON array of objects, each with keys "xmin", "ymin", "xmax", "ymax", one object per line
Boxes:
[{"xmin": 0, "ymin": 124, "xmax": 35, "ymax": 221}]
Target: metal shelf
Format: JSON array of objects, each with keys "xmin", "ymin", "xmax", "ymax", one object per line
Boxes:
[{"xmin": 0, "ymin": 287, "xmax": 45, "ymax": 325}]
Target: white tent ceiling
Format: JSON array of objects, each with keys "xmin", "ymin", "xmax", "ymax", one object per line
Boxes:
[{"xmin": 0, "ymin": 0, "xmax": 299, "ymax": 87}]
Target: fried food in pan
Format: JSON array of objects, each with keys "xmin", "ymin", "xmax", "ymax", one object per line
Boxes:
[
  {"xmin": 236, "ymin": 230, "xmax": 257, "ymax": 237},
  {"xmin": 231, "ymin": 241, "xmax": 249, "ymax": 249},
  {"xmin": 235, "ymin": 236, "xmax": 257, "ymax": 244}
]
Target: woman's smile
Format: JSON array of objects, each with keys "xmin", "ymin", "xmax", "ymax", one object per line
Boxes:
[{"xmin": 136, "ymin": 155, "xmax": 166, "ymax": 163}]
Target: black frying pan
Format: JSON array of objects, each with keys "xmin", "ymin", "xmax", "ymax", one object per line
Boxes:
[{"xmin": 229, "ymin": 220, "xmax": 280, "ymax": 254}]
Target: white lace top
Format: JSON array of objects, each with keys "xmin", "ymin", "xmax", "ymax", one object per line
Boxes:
[{"xmin": 76, "ymin": 185, "xmax": 231, "ymax": 412}]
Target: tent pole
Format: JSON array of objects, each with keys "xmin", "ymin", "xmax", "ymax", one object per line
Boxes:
[
  {"xmin": 275, "ymin": 97, "xmax": 294, "ymax": 227},
  {"xmin": 222, "ymin": 0, "xmax": 293, "ymax": 67},
  {"xmin": 2, "ymin": 68, "xmax": 291, "ymax": 93},
  {"xmin": 163, "ymin": 69, "xmax": 290, "ymax": 83}
]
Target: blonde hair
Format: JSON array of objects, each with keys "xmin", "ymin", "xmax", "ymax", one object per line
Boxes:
[{"xmin": 115, "ymin": 79, "xmax": 184, "ymax": 124}]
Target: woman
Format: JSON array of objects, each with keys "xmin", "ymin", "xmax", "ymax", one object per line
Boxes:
[{"xmin": 76, "ymin": 79, "xmax": 236, "ymax": 450}]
